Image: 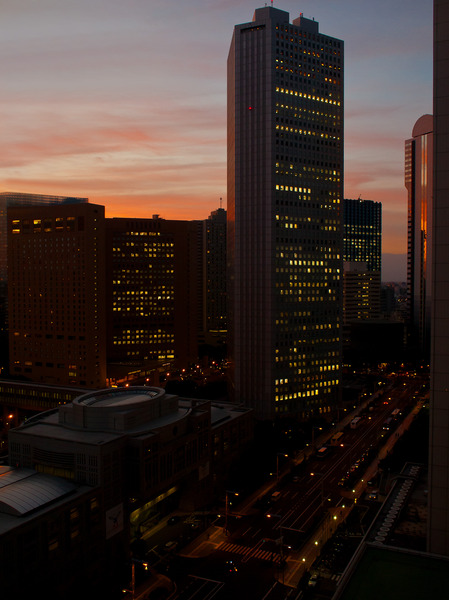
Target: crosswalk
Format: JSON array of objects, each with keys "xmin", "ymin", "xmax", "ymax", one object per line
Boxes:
[{"xmin": 217, "ymin": 541, "xmax": 282, "ymax": 564}]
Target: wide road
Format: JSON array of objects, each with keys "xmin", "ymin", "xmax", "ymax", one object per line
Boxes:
[{"xmin": 155, "ymin": 376, "xmax": 426, "ymax": 600}]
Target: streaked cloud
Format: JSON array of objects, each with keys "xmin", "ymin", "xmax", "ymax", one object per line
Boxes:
[{"xmin": 1, "ymin": 0, "xmax": 433, "ymax": 267}]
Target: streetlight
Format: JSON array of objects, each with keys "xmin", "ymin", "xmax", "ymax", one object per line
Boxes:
[
  {"xmin": 122, "ymin": 559, "xmax": 149, "ymax": 599},
  {"xmin": 276, "ymin": 453, "xmax": 288, "ymax": 480},
  {"xmin": 224, "ymin": 490, "xmax": 239, "ymax": 535},
  {"xmin": 310, "ymin": 426, "xmax": 322, "ymax": 452},
  {"xmin": 310, "ymin": 472, "xmax": 326, "ymax": 507}
]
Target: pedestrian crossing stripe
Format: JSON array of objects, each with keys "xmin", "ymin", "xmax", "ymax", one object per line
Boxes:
[{"xmin": 218, "ymin": 542, "xmax": 281, "ymax": 564}]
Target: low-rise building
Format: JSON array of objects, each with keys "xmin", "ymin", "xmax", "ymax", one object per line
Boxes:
[{"xmin": 1, "ymin": 386, "xmax": 253, "ymax": 598}]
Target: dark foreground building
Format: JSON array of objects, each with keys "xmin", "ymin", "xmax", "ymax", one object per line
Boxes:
[{"xmin": 1, "ymin": 386, "xmax": 253, "ymax": 599}]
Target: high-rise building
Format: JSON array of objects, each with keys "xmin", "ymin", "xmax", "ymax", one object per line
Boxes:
[
  {"xmin": 428, "ymin": 0, "xmax": 449, "ymax": 557},
  {"xmin": 0, "ymin": 192, "xmax": 88, "ymax": 284},
  {"xmin": 227, "ymin": 7, "xmax": 343, "ymax": 420},
  {"xmin": 405, "ymin": 115, "xmax": 433, "ymax": 357},
  {"xmin": 343, "ymin": 199, "xmax": 382, "ymax": 326},
  {"xmin": 105, "ymin": 216, "xmax": 200, "ymax": 381},
  {"xmin": 0, "ymin": 192, "xmax": 88, "ymax": 369},
  {"xmin": 7, "ymin": 202, "xmax": 107, "ymax": 388},
  {"xmin": 343, "ymin": 198, "xmax": 381, "ymax": 272},
  {"xmin": 202, "ymin": 207, "xmax": 227, "ymax": 347},
  {"xmin": 343, "ymin": 262, "xmax": 381, "ymax": 323}
]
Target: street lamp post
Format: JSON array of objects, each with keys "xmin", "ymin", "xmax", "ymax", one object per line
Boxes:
[
  {"xmin": 276, "ymin": 453, "xmax": 288, "ymax": 480},
  {"xmin": 224, "ymin": 490, "xmax": 239, "ymax": 535},
  {"xmin": 122, "ymin": 559, "xmax": 149, "ymax": 600},
  {"xmin": 311, "ymin": 426, "xmax": 322, "ymax": 451},
  {"xmin": 310, "ymin": 471, "xmax": 325, "ymax": 508}
]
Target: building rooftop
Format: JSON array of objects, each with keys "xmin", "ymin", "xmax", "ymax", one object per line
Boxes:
[
  {"xmin": 333, "ymin": 544, "xmax": 449, "ymax": 600},
  {"xmin": 0, "ymin": 466, "xmax": 76, "ymax": 517},
  {"xmin": 333, "ymin": 463, "xmax": 439, "ymax": 600}
]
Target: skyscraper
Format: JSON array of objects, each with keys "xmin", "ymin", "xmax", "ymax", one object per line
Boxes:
[
  {"xmin": 343, "ymin": 198, "xmax": 382, "ymax": 272},
  {"xmin": 202, "ymin": 207, "xmax": 227, "ymax": 347},
  {"xmin": 105, "ymin": 215, "xmax": 200, "ymax": 381},
  {"xmin": 0, "ymin": 192, "xmax": 88, "ymax": 369},
  {"xmin": 428, "ymin": 0, "xmax": 449, "ymax": 557},
  {"xmin": 227, "ymin": 7, "xmax": 343, "ymax": 421},
  {"xmin": 405, "ymin": 115, "xmax": 433, "ymax": 357},
  {"xmin": 0, "ymin": 192, "xmax": 88, "ymax": 284},
  {"xmin": 343, "ymin": 199, "xmax": 382, "ymax": 325},
  {"xmin": 7, "ymin": 202, "xmax": 106, "ymax": 388}
]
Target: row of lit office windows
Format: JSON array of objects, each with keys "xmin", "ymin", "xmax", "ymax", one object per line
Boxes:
[{"xmin": 276, "ymin": 86, "xmax": 341, "ymax": 106}]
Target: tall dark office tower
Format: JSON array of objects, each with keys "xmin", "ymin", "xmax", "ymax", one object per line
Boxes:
[
  {"xmin": 227, "ymin": 7, "xmax": 343, "ymax": 420},
  {"xmin": 405, "ymin": 115, "xmax": 433, "ymax": 357},
  {"xmin": 7, "ymin": 203, "xmax": 106, "ymax": 388},
  {"xmin": 202, "ymin": 207, "xmax": 227, "ymax": 347},
  {"xmin": 428, "ymin": 0, "xmax": 449, "ymax": 556},
  {"xmin": 343, "ymin": 199, "xmax": 382, "ymax": 324},
  {"xmin": 105, "ymin": 216, "xmax": 200, "ymax": 380},
  {"xmin": 343, "ymin": 199, "xmax": 382, "ymax": 272}
]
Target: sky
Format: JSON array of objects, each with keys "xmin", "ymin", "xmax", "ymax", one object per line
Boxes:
[{"xmin": 1, "ymin": 0, "xmax": 433, "ymax": 280}]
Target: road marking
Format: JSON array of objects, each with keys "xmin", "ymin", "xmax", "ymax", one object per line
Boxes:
[{"xmin": 217, "ymin": 541, "xmax": 281, "ymax": 564}]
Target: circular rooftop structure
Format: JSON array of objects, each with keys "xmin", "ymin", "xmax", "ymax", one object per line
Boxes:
[
  {"xmin": 75, "ymin": 386, "xmax": 164, "ymax": 408},
  {"xmin": 63, "ymin": 386, "xmax": 177, "ymax": 432}
]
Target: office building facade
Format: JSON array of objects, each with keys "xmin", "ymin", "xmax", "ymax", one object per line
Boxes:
[
  {"xmin": 7, "ymin": 202, "xmax": 107, "ymax": 388},
  {"xmin": 227, "ymin": 7, "xmax": 343, "ymax": 420},
  {"xmin": 202, "ymin": 207, "xmax": 227, "ymax": 347},
  {"xmin": 428, "ymin": 0, "xmax": 449, "ymax": 557},
  {"xmin": 105, "ymin": 216, "xmax": 200, "ymax": 381},
  {"xmin": 343, "ymin": 198, "xmax": 381, "ymax": 272},
  {"xmin": 0, "ymin": 192, "xmax": 88, "ymax": 285},
  {"xmin": 405, "ymin": 115, "xmax": 433, "ymax": 357},
  {"xmin": 0, "ymin": 192, "xmax": 88, "ymax": 370},
  {"xmin": 343, "ymin": 199, "xmax": 382, "ymax": 328}
]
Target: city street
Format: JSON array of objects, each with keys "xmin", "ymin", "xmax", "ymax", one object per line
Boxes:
[{"xmin": 130, "ymin": 376, "xmax": 427, "ymax": 600}]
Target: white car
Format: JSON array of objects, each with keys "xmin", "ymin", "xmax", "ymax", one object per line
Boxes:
[{"xmin": 308, "ymin": 574, "xmax": 318, "ymax": 587}]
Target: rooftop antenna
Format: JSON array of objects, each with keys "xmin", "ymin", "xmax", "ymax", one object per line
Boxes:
[{"xmin": 220, "ymin": 197, "xmax": 223, "ymax": 209}]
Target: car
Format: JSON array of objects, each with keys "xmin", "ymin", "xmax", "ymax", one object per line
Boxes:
[
  {"xmin": 225, "ymin": 560, "xmax": 238, "ymax": 574},
  {"xmin": 164, "ymin": 540, "xmax": 178, "ymax": 551},
  {"xmin": 167, "ymin": 516, "xmax": 181, "ymax": 526},
  {"xmin": 367, "ymin": 490, "xmax": 379, "ymax": 500},
  {"xmin": 308, "ymin": 574, "xmax": 318, "ymax": 587}
]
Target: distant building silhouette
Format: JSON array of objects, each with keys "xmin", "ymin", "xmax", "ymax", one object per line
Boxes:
[
  {"xmin": 405, "ymin": 115, "xmax": 433, "ymax": 358},
  {"xmin": 201, "ymin": 207, "xmax": 227, "ymax": 349},
  {"xmin": 227, "ymin": 7, "xmax": 343, "ymax": 421},
  {"xmin": 342, "ymin": 199, "xmax": 383, "ymax": 362},
  {"xmin": 343, "ymin": 199, "xmax": 381, "ymax": 321},
  {"xmin": 343, "ymin": 198, "xmax": 381, "ymax": 272}
]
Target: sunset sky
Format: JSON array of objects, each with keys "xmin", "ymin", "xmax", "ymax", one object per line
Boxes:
[{"xmin": 2, "ymin": 0, "xmax": 433, "ymax": 279}]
